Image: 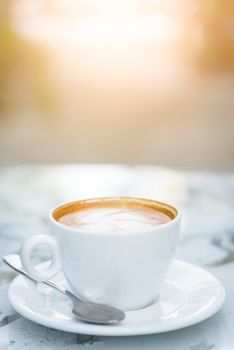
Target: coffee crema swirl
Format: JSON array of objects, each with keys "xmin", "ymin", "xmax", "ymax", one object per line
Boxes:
[{"xmin": 57, "ymin": 205, "xmax": 171, "ymax": 233}]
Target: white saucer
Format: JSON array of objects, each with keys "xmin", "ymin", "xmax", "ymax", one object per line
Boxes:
[{"xmin": 8, "ymin": 260, "xmax": 225, "ymax": 336}]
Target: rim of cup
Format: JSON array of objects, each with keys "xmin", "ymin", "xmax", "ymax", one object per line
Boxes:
[{"xmin": 50, "ymin": 196, "xmax": 181, "ymax": 236}]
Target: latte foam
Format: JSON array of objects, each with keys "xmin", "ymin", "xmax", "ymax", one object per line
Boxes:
[{"xmin": 58, "ymin": 205, "xmax": 171, "ymax": 233}]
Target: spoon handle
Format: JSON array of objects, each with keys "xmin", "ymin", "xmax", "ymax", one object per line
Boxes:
[
  {"xmin": 3, "ymin": 254, "xmax": 125, "ymax": 325},
  {"xmin": 3, "ymin": 254, "xmax": 68, "ymax": 296}
]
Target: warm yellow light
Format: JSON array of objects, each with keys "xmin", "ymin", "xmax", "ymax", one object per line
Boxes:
[
  {"xmin": 13, "ymin": 0, "xmax": 184, "ymax": 44},
  {"xmin": 97, "ymin": 0, "xmax": 136, "ymax": 8},
  {"xmin": 76, "ymin": 13, "xmax": 181, "ymax": 43},
  {"xmin": 12, "ymin": 0, "xmax": 189, "ymax": 95}
]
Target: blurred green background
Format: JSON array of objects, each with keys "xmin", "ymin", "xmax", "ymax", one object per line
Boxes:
[{"xmin": 1, "ymin": 0, "xmax": 234, "ymax": 168}]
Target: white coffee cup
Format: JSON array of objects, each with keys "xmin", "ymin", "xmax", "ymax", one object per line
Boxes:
[{"xmin": 20, "ymin": 197, "xmax": 181, "ymax": 311}]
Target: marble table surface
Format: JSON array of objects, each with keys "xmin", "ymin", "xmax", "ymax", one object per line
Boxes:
[{"xmin": 0, "ymin": 164, "xmax": 233, "ymax": 350}]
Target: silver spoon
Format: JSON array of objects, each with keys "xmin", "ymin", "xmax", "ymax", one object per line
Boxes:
[{"xmin": 3, "ymin": 254, "xmax": 125, "ymax": 325}]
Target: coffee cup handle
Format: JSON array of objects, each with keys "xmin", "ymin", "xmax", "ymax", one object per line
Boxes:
[{"xmin": 20, "ymin": 234, "xmax": 61, "ymax": 281}]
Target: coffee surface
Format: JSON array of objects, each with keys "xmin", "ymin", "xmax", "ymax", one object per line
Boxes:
[{"xmin": 58, "ymin": 205, "xmax": 171, "ymax": 233}]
